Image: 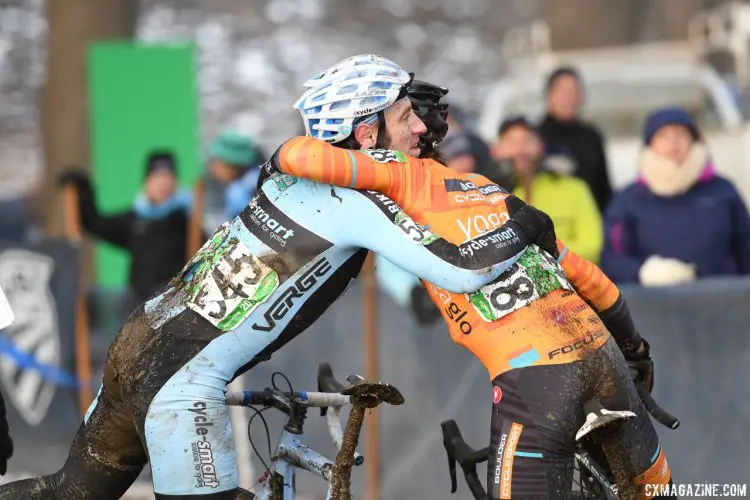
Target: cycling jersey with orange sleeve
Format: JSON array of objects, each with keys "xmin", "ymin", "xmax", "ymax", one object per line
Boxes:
[{"xmin": 276, "ymin": 136, "xmax": 643, "ymax": 379}]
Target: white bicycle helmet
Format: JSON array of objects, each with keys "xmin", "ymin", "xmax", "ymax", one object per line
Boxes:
[{"xmin": 293, "ymin": 54, "xmax": 412, "ymax": 143}]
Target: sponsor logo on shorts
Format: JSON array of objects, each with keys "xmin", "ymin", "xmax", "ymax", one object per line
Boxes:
[
  {"xmin": 190, "ymin": 401, "xmax": 220, "ymax": 489},
  {"xmin": 494, "ymin": 433, "xmax": 507, "ymax": 484},
  {"xmin": 492, "ymin": 386, "xmax": 503, "ymax": 404},
  {"xmin": 500, "ymin": 422, "xmax": 523, "ymax": 498}
]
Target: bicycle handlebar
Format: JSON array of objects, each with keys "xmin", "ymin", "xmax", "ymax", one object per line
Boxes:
[
  {"xmin": 225, "ymin": 389, "xmax": 350, "ymax": 410},
  {"xmin": 440, "ymin": 420, "xmax": 488, "ymax": 499},
  {"xmin": 635, "ymin": 382, "xmax": 680, "ymax": 430},
  {"xmin": 226, "ymin": 386, "xmax": 357, "ymax": 464}
]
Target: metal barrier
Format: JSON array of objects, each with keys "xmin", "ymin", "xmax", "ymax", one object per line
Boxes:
[{"xmin": 619, "ymin": 276, "xmax": 750, "ymax": 485}]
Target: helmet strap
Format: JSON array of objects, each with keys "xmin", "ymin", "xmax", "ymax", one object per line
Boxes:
[{"xmin": 374, "ymin": 110, "xmax": 389, "ymax": 149}]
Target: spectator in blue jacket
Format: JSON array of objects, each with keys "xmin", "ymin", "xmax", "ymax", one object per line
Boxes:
[{"xmin": 600, "ymin": 107, "xmax": 750, "ymax": 285}]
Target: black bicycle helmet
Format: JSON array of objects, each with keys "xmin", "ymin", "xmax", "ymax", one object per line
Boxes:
[{"xmin": 407, "ymin": 79, "xmax": 450, "ymax": 160}]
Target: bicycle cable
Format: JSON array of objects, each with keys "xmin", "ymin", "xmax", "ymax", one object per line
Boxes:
[
  {"xmin": 247, "ymin": 372, "xmax": 294, "ymax": 483},
  {"xmin": 247, "ymin": 405, "xmax": 273, "ymax": 477},
  {"xmin": 271, "ymin": 371, "xmax": 294, "ymax": 394}
]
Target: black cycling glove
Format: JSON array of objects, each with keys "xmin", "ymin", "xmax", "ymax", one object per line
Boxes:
[
  {"xmin": 625, "ymin": 338, "xmax": 654, "ymax": 393},
  {"xmin": 407, "ymin": 79, "xmax": 449, "ymax": 161},
  {"xmin": 505, "ymin": 196, "xmax": 559, "ymax": 259}
]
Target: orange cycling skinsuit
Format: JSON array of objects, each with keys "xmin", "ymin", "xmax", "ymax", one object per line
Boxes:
[{"xmin": 276, "ymin": 136, "xmax": 673, "ymax": 499}]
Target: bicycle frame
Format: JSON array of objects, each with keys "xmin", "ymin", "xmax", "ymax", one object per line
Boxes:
[
  {"xmin": 254, "ymin": 429, "xmax": 336, "ymax": 500},
  {"xmin": 574, "ymin": 450, "xmax": 619, "ymax": 500},
  {"xmin": 227, "ymin": 384, "xmax": 365, "ymax": 499},
  {"xmin": 230, "ymin": 364, "xmax": 400, "ymax": 499}
]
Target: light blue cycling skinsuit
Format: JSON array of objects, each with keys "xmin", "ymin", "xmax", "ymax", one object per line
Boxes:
[{"xmin": 0, "ymin": 150, "xmax": 538, "ymax": 499}]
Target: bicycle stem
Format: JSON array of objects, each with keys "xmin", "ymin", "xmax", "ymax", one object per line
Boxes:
[{"xmin": 329, "ymin": 403, "xmax": 367, "ymax": 500}]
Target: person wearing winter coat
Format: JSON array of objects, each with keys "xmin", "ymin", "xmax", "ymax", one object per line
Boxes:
[
  {"xmin": 494, "ymin": 115, "xmax": 603, "ymax": 263},
  {"xmin": 440, "ymin": 106, "xmax": 516, "ymax": 191},
  {"xmin": 59, "ymin": 151, "xmax": 193, "ymax": 303},
  {"xmin": 537, "ymin": 66, "xmax": 613, "ymax": 213},
  {"xmin": 600, "ymin": 107, "xmax": 750, "ymax": 286}
]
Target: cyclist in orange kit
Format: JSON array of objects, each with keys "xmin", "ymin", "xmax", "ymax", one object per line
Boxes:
[{"xmin": 281, "ymin": 54, "xmax": 673, "ymax": 499}]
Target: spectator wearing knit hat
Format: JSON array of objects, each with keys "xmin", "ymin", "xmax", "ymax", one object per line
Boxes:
[
  {"xmin": 59, "ymin": 150, "xmax": 193, "ymax": 303},
  {"xmin": 600, "ymin": 106, "xmax": 750, "ymax": 286},
  {"xmin": 204, "ymin": 130, "xmax": 266, "ymax": 225}
]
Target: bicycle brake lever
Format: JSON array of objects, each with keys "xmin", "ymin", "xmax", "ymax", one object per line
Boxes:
[
  {"xmin": 346, "ymin": 374, "xmax": 366, "ymax": 385},
  {"xmin": 316, "ymin": 381, "xmax": 330, "ymax": 418},
  {"xmin": 447, "ymin": 451, "xmax": 458, "ymax": 493}
]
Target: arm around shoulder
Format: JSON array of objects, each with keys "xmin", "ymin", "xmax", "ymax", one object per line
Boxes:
[{"xmin": 342, "ymin": 192, "xmax": 530, "ymax": 293}]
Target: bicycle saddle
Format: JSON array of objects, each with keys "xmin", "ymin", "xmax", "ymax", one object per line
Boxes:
[
  {"xmin": 576, "ymin": 399, "xmax": 636, "ymax": 441},
  {"xmin": 342, "ymin": 380, "xmax": 405, "ymax": 408}
]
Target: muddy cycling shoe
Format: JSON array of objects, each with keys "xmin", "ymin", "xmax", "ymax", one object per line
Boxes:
[{"xmin": 576, "ymin": 399, "xmax": 636, "ymax": 441}]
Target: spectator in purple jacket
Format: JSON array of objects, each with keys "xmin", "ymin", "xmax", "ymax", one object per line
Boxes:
[{"xmin": 600, "ymin": 106, "xmax": 750, "ymax": 286}]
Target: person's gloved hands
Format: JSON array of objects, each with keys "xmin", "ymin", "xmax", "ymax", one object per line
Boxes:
[
  {"xmin": 638, "ymin": 256, "xmax": 696, "ymax": 287},
  {"xmin": 410, "ymin": 285, "xmax": 441, "ymax": 325},
  {"xmin": 58, "ymin": 168, "xmax": 91, "ymax": 190},
  {"xmin": 0, "ymin": 391, "xmax": 13, "ymax": 475},
  {"xmin": 625, "ymin": 339, "xmax": 654, "ymax": 393},
  {"xmin": 504, "ymin": 195, "xmax": 559, "ymax": 259}
]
